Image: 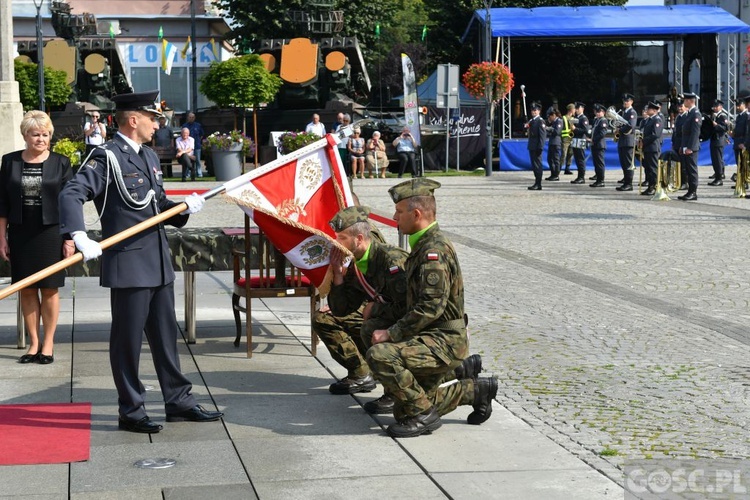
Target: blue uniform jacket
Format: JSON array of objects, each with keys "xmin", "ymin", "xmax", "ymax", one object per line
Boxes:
[{"xmin": 59, "ymin": 134, "xmax": 188, "ymax": 288}]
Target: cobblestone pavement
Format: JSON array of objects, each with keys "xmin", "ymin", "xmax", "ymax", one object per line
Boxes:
[{"xmin": 343, "ymin": 166, "xmax": 750, "ymax": 487}]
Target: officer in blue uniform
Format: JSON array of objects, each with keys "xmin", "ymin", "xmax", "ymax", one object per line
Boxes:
[
  {"xmin": 526, "ymin": 102, "xmax": 546, "ymax": 190},
  {"xmin": 59, "ymin": 90, "xmax": 223, "ymax": 433},
  {"xmin": 589, "ymin": 104, "xmax": 609, "ymax": 187},
  {"xmin": 678, "ymin": 92, "xmax": 702, "ymax": 201},
  {"xmin": 616, "ymin": 93, "xmax": 638, "ymax": 191},
  {"xmin": 707, "ymin": 99, "xmax": 729, "ymax": 186},
  {"xmin": 640, "ymin": 101, "xmax": 664, "ymax": 196}
]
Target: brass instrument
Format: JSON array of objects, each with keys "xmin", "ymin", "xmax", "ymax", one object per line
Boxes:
[
  {"xmin": 606, "ymin": 106, "xmax": 631, "ymax": 143},
  {"xmin": 734, "ymin": 149, "xmax": 749, "ymax": 198},
  {"xmin": 651, "ymin": 151, "xmax": 681, "ymax": 201}
]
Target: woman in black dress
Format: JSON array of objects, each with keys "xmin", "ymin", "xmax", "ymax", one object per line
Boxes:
[{"xmin": 0, "ymin": 111, "xmax": 74, "ymax": 364}]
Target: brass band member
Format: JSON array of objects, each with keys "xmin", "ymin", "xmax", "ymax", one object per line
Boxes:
[
  {"xmin": 589, "ymin": 104, "xmax": 608, "ymax": 187},
  {"xmin": 561, "ymin": 103, "xmax": 576, "ymax": 175},
  {"xmin": 571, "ymin": 102, "xmax": 590, "ymax": 184},
  {"xmin": 640, "ymin": 101, "xmax": 663, "ymax": 196},
  {"xmin": 678, "ymin": 92, "xmax": 701, "ymax": 201},
  {"xmin": 735, "ymin": 95, "xmax": 749, "ymax": 179},
  {"xmin": 545, "ymin": 107, "xmax": 563, "ymax": 181},
  {"xmin": 616, "ymin": 93, "xmax": 638, "ymax": 191},
  {"xmin": 672, "ymin": 97, "xmax": 688, "ymax": 190},
  {"xmin": 708, "ymin": 99, "xmax": 729, "ymax": 186},
  {"xmin": 526, "ymin": 102, "xmax": 546, "ymax": 190}
]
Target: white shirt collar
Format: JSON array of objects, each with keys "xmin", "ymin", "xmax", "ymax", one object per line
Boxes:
[{"xmin": 116, "ymin": 132, "xmax": 142, "ymax": 154}]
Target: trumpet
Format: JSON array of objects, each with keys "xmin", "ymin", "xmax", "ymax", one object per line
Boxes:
[{"xmin": 734, "ymin": 149, "xmax": 749, "ymax": 198}]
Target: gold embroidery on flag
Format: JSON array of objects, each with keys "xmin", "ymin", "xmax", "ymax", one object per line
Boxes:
[
  {"xmin": 276, "ymin": 198, "xmax": 307, "ymax": 220},
  {"xmin": 298, "ymin": 157, "xmax": 322, "ymax": 189},
  {"xmin": 300, "ymin": 237, "xmax": 328, "ymax": 266}
]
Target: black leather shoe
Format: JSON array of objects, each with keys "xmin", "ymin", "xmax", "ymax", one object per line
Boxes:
[
  {"xmin": 527, "ymin": 184, "xmax": 542, "ymax": 190},
  {"xmin": 329, "ymin": 373, "xmax": 376, "ymax": 394},
  {"xmin": 18, "ymin": 352, "xmax": 39, "ymax": 364},
  {"xmin": 571, "ymin": 177, "xmax": 585, "ymax": 184},
  {"xmin": 387, "ymin": 407, "xmax": 442, "ymax": 437},
  {"xmin": 708, "ymin": 179, "xmax": 723, "ymax": 186},
  {"xmin": 732, "ymin": 173, "xmax": 738, "ymax": 182},
  {"xmin": 617, "ymin": 178, "xmax": 625, "ymax": 184},
  {"xmin": 640, "ymin": 181, "xmax": 649, "ymax": 187},
  {"xmin": 37, "ymin": 353, "xmax": 54, "ymax": 364},
  {"xmin": 166, "ymin": 404, "xmax": 224, "ymax": 422},
  {"xmin": 563, "ymin": 170, "xmax": 573, "ymax": 175},
  {"xmin": 118, "ymin": 416, "xmax": 163, "ymax": 433},
  {"xmin": 641, "ymin": 188, "xmax": 656, "ymax": 196},
  {"xmin": 455, "ymin": 354, "xmax": 483, "ymax": 380},
  {"xmin": 709, "ymin": 173, "xmax": 717, "ymax": 179},
  {"xmin": 546, "ymin": 176, "xmax": 559, "ymax": 181},
  {"xmin": 616, "ymin": 184, "xmax": 633, "ymax": 191},
  {"xmin": 363, "ymin": 394, "xmax": 395, "ymax": 414},
  {"xmin": 468, "ymin": 376, "xmax": 499, "ymax": 425},
  {"xmin": 590, "ymin": 181, "xmax": 605, "ymax": 187},
  {"xmin": 678, "ymin": 192, "xmax": 698, "ymax": 201},
  {"xmin": 589, "ymin": 175, "xmax": 598, "ymax": 180}
]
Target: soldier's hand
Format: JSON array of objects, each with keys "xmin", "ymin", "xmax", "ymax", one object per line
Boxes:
[
  {"xmin": 372, "ymin": 329, "xmax": 391, "ymax": 344},
  {"xmin": 180, "ymin": 193, "xmax": 205, "ymax": 215}
]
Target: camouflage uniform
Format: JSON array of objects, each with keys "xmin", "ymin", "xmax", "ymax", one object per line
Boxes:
[
  {"xmin": 313, "ymin": 229, "xmax": 408, "ymax": 378},
  {"xmin": 367, "ymin": 222, "xmax": 471, "ymax": 420}
]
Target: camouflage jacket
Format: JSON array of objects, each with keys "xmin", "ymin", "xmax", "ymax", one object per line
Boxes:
[
  {"xmin": 328, "ymin": 238, "xmax": 408, "ymax": 325},
  {"xmin": 387, "ymin": 223, "xmax": 467, "ymax": 359}
]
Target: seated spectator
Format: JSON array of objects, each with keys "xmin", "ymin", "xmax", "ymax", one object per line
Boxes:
[
  {"xmin": 392, "ymin": 127, "xmax": 418, "ymax": 178},
  {"xmin": 348, "ymin": 127, "xmax": 366, "ymax": 179},
  {"xmin": 175, "ymin": 127, "xmax": 196, "ymax": 182},
  {"xmin": 305, "ymin": 113, "xmax": 326, "ymax": 137},
  {"xmin": 365, "ymin": 131, "xmax": 389, "ymax": 178}
]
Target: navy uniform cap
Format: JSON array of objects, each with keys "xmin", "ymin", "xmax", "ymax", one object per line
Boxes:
[
  {"xmin": 111, "ymin": 90, "xmax": 162, "ymax": 114},
  {"xmin": 574, "ymin": 101, "xmax": 585, "ymax": 109},
  {"xmin": 712, "ymin": 99, "xmax": 724, "ymax": 106},
  {"xmin": 530, "ymin": 101, "xmax": 542, "ymax": 111},
  {"xmin": 329, "ymin": 206, "xmax": 370, "ymax": 232},
  {"xmin": 546, "ymin": 106, "xmax": 556, "ymax": 116},
  {"xmin": 389, "ymin": 178, "xmax": 441, "ymax": 203},
  {"xmin": 592, "ymin": 104, "xmax": 605, "ymax": 112},
  {"xmin": 622, "ymin": 93, "xmax": 634, "ymax": 101},
  {"xmin": 647, "ymin": 101, "xmax": 661, "ymax": 110},
  {"xmin": 683, "ymin": 92, "xmax": 698, "ymax": 100}
]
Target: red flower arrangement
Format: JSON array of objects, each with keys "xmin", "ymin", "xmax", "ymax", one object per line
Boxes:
[{"xmin": 462, "ymin": 62, "xmax": 514, "ymax": 103}]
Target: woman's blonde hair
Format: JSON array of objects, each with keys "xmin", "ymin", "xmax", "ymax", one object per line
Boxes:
[{"xmin": 20, "ymin": 110, "xmax": 54, "ymax": 137}]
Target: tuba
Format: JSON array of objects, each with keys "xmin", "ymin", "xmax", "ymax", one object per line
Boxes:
[
  {"xmin": 734, "ymin": 149, "xmax": 749, "ymax": 198},
  {"xmin": 606, "ymin": 106, "xmax": 631, "ymax": 142},
  {"xmin": 652, "ymin": 151, "xmax": 682, "ymax": 201}
]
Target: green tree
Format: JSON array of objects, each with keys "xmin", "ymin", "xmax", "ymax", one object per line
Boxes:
[
  {"xmin": 14, "ymin": 59, "xmax": 71, "ymax": 112},
  {"xmin": 199, "ymin": 54, "xmax": 283, "ymax": 167}
]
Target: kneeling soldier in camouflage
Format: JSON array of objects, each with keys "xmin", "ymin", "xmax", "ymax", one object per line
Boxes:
[
  {"xmin": 313, "ymin": 206, "xmax": 408, "ymax": 399},
  {"xmin": 367, "ymin": 178, "xmax": 497, "ymax": 438}
]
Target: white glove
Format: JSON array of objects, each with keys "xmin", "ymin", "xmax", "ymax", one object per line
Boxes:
[
  {"xmin": 72, "ymin": 231, "xmax": 102, "ymax": 262},
  {"xmin": 181, "ymin": 193, "xmax": 204, "ymax": 215}
]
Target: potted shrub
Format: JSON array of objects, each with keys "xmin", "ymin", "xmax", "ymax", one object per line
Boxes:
[
  {"xmin": 202, "ymin": 130, "xmax": 256, "ymax": 181},
  {"xmin": 276, "ymin": 131, "xmax": 320, "ymax": 155},
  {"xmin": 52, "ymin": 138, "xmax": 86, "ymax": 170},
  {"xmin": 199, "ymin": 55, "xmax": 282, "ymax": 172}
]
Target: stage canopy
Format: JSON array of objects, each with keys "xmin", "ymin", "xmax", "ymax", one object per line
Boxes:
[
  {"xmin": 462, "ymin": 5, "xmax": 750, "ymax": 139},
  {"xmin": 463, "ymin": 5, "xmax": 750, "ymax": 40}
]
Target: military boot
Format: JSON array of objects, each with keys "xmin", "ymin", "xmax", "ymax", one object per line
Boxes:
[
  {"xmin": 329, "ymin": 373, "xmax": 376, "ymax": 395},
  {"xmin": 467, "ymin": 376, "xmax": 498, "ymax": 425},
  {"xmin": 363, "ymin": 394, "xmax": 395, "ymax": 414},
  {"xmin": 387, "ymin": 407, "xmax": 442, "ymax": 438},
  {"xmin": 454, "ymin": 354, "xmax": 483, "ymax": 380}
]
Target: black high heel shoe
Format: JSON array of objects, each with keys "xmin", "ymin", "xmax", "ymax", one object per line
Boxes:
[
  {"xmin": 38, "ymin": 353, "xmax": 54, "ymax": 365},
  {"xmin": 18, "ymin": 352, "xmax": 39, "ymax": 363}
]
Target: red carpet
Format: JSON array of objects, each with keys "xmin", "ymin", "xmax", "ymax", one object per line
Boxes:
[{"xmin": 0, "ymin": 402, "xmax": 91, "ymax": 465}]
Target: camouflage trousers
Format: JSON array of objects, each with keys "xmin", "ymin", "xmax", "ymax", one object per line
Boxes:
[
  {"xmin": 312, "ymin": 305, "xmax": 370, "ymax": 377},
  {"xmin": 366, "ymin": 335, "xmax": 474, "ymax": 420}
]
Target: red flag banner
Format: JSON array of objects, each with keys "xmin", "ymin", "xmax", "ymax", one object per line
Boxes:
[{"xmin": 223, "ymin": 135, "xmax": 354, "ymax": 295}]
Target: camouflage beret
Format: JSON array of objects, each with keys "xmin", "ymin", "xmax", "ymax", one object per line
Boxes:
[
  {"xmin": 329, "ymin": 206, "xmax": 370, "ymax": 232},
  {"xmin": 388, "ymin": 178, "xmax": 441, "ymax": 203}
]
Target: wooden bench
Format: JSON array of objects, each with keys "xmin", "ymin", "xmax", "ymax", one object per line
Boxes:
[{"xmin": 153, "ymin": 146, "xmax": 176, "ymax": 177}]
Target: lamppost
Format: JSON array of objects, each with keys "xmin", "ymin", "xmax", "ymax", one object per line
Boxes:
[
  {"xmin": 32, "ymin": 0, "xmax": 45, "ymax": 111},
  {"xmin": 484, "ymin": 0, "xmax": 493, "ymax": 176},
  {"xmin": 190, "ymin": 0, "xmax": 198, "ymax": 112}
]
